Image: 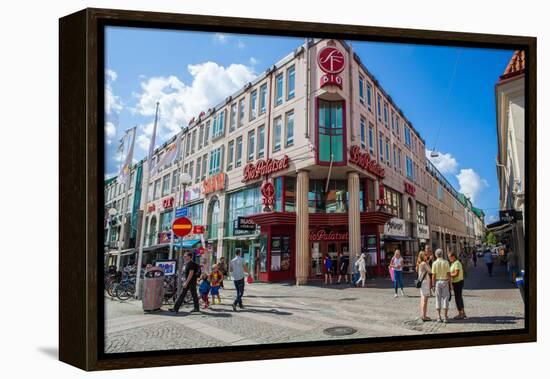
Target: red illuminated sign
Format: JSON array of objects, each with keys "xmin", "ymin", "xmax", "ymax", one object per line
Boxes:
[
  {"xmin": 317, "ymin": 46, "xmax": 345, "ymax": 74},
  {"xmin": 318, "ymin": 46, "xmax": 346, "ymax": 90},
  {"xmin": 320, "ymin": 74, "xmax": 343, "ymax": 89},
  {"xmin": 404, "ymin": 181, "xmax": 416, "ymax": 197},
  {"xmin": 260, "ymin": 181, "xmax": 275, "ymax": 206},
  {"xmin": 242, "ymin": 156, "xmax": 290, "ymax": 183},
  {"xmin": 162, "ymin": 196, "xmax": 174, "ymax": 209},
  {"xmin": 349, "ymin": 145, "xmax": 386, "ymax": 178},
  {"xmin": 147, "ymin": 204, "xmax": 156, "ymax": 213},
  {"xmin": 203, "ymin": 172, "xmax": 226, "ymax": 195},
  {"xmin": 193, "ymin": 225, "xmax": 204, "ymax": 234},
  {"xmin": 309, "ymin": 230, "xmax": 349, "ymax": 241}
]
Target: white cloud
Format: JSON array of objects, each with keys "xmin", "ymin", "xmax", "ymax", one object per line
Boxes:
[
  {"xmin": 136, "ymin": 133, "xmax": 151, "ymax": 151},
  {"xmin": 106, "ymin": 69, "xmax": 118, "ymax": 82},
  {"xmin": 105, "ymin": 122, "xmax": 116, "ymax": 145},
  {"xmin": 426, "ymin": 149, "xmax": 458, "ymax": 174},
  {"xmin": 214, "ymin": 33, "xmax": 228, "ymax": 44},
  {"xmin": 456, "ymin": 168, "xmax": 488, "ymax": 203},
  {"xmin": 237, "ymin": 40, "xmax": 246, "ymax": 49},
  {"xmin": 105, "ymin": 172, "xmax": 117, "ymax": 180},
  {"xmin": 249, "ymin": 57, "xmax": 259, "ymax": 66},
  {"xmin": 105, "ymin": 69, "xmax": 123, "ymax": 115},
  {"xmin": 133, "ymin": 61, "xmax": 255, "ymax": 140},
  {"xmin": 485, "ymin": 214, "xmax": 499, "ymax": 224}
]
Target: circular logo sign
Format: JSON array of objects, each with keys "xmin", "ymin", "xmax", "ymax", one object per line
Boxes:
[
  {"xmin": 172, "ymin": 217, "xmax": 193, "ymax": 237},
  {"xmin": 260, "ymin": 182, "xmax": 275, "ymax": 198},
  {"xmin": 317, "ymin": 46, "xmax": 345, "ymax": 74}
]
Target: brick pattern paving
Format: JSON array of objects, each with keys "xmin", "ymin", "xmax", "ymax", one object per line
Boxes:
[{"xmin": 104, "ymin": 262, "xmax": 524, "ymax": 353}]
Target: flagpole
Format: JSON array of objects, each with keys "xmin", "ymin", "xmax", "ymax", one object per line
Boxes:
[
  {"xmin": 115, "ymin": 127, "xmax": 137, "ymax": 271},
  {"xmin": 135, "ymin": 102, "xmax": 160, "ymax": 299}
]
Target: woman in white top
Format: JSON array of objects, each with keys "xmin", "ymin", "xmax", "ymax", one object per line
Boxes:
[
  {"xmin": 389, "ymin": 250, "xmax": 405, "ymax": 297},
  {"xmin": 416, "ymin": 251, "xmax": 432, "ymax": 321},
  {"xmin": 354, "ymin": 253, "xmax": 367, "ymax": 287}
]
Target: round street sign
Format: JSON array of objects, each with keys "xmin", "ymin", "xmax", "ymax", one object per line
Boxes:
[{"xmin": 172, "ymin": 217, "xmax": 193, "ymax": 237}]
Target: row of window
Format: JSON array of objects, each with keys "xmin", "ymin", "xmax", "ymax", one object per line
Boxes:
[
  {"xmin": 105, "ymin": 173, "xmax": 135, "ymax": 202},
  {"xmin": 384, "ymin": 186, "xmax": 428, "ymax": 225},
  {"xmin": 358, "ymin": 73, "xmax": 423, "ymax": 154},
  {"xmin": 184, "ymin": 66, "xmax": 296, "ymax": 158}
]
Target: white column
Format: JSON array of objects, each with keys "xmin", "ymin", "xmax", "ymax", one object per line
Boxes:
[
  {"xmin": 348, "ymin": 172, "xmax": 361, "ymax": 264},
  {"xmin": 295, "ymin": 170, "xmax": 310, "ymax": 285}
]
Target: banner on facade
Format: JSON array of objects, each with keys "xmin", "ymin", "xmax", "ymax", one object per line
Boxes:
[
  {"xmin": 416, "ymin": 223, "xmax": 430, "ymax": 239},
  {"xmin": 383, "ymin": 218, "xmax": 406, "ymax": 237}
]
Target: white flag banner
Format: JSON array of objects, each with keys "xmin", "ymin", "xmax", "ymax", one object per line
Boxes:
[
  {"xmin": 117, "ymin": 127, "xmax": 136, "ymax": 185},
  {"xmin": 150, "ymin": 131, "xmax": 182, "ymax": 177},
  {"xmin": 147, "ymin": 104, "xmax": 160, "ymax": 176}
]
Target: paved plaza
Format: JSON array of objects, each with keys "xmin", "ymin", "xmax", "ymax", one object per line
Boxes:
[{"xmin": 105, "ymin": 262, "xmax": 524, "ymax": 354}]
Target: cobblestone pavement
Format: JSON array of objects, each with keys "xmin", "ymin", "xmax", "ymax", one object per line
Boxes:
[{"xmin": 104, "ymin": 261, "xmax": 524, "ymax": 353}]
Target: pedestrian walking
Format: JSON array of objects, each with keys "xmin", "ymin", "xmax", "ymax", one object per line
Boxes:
[
  {"xmin": 472, "ymin": 250, "xmax": 478, "ymax": 267},
  {"xmin": 169, "ymin": 251, "xmax": 200, "ymax": 315},
  {"xmin": 350, "ymin": 253, "xmax": 359, "ymax": 287},
  {"xmin": 449, "ymin": 251, "xmax": 467, "ymax": 320},
  {"xmin": 506, "ymin": 249, "xmax": 518, "ymax": 283},
  {"xmin": 389, "ymin": 250, "xmax": 405, "ymax": 297},
  {"xmin": 431, "ymin": 248, "xmax": 451, "ymax": 323},
  {"xmin": 198, "ymin": 273, "xmax": 211, "ymax": 309},
  {"xmin": 416, "ymin": 251, "xmax": 432, "ymax": 321},
  {"xmin": 229, "ymin": 249, "xmax": 249, "ymax": 311},
  {"xmin": 484, "ymin": 249, "xmax": 494, "ymax": 277},
  {"xmin": 323, "ymin": 254, "xmax": 333, "ymax": 284},
  {"xmin": 354, "ymin": 253, "xmax": 367, "ymax": 287},
  {"xmin": 209, "ymin": 264, "xmax": 224, "ymax": 305},
  {"xmin": 218, "ymin": 256, "xmax": 228, "ymax": 289},
  {"xmin": 337, "ymin": 253, "xmax": 350, "ymax": 284}
]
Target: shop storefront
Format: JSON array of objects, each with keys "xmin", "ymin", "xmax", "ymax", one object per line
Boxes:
[{"xmin": 382, "ymin": 217, "xmax": 415, "ymax": 272}]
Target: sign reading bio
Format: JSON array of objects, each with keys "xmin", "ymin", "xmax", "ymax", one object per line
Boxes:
[
  {"xmin": 384, "ymin": 218, "xmax": 406, "ymax": 237},
  {"xmin": 317, "ymin": 45, "xmax": 345, "ymax": 89}
]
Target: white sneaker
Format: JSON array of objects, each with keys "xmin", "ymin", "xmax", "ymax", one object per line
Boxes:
[
  {"xmin": 399, "ymin": 289, "xmax": 404, "ymax": 297},
  {"xmin": 394, "ymin": 293, "xmax": 398, "ymax": 298}
]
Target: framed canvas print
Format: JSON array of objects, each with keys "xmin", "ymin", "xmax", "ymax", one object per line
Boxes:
[{"xmin": 59, "ymin": 8, "xmax": 536, "ymax": 371}]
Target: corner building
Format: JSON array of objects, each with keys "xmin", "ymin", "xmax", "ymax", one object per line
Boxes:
[{"xmin": 136, "ymin": 39, "xmax": 482, "ymax": 284}]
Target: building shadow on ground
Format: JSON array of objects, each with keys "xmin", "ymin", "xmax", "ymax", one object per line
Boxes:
[{"xmin": 452, "ymin": 315, "xmax": 524, "ymax": 325}]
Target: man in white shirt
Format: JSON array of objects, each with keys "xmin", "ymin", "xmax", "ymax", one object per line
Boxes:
[{"xmin": 229, "ymin": 249, "xmax": 248, "ymax": 311}]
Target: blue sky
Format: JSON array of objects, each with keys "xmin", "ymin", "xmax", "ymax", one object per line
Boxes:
[{"xmin": 104, "ymin": 26, "xmax": 514, "ymax": 224}]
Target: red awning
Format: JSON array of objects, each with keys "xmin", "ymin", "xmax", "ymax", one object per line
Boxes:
[{"xmin": 247, "ymin": 211, "xmax": 394, "ymax": 227}]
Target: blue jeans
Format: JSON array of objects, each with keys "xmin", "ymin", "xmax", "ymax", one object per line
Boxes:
[
  {"xmin": 393, "ymin": 270, "xmax": 404, "ymax": 292},
  {"xmin": 233, "ymin": 279, "xmax": 245, "ymax": 306}
]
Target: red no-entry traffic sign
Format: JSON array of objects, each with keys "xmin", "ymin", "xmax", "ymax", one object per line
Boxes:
[{"xmin": 172, "ymin": 217, "xmax": 193, "ymax": 237}]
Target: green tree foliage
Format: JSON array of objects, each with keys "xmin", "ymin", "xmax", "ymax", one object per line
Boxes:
[{"xmin": 485, "ymin": 231, "xmax": 497, "ymax": 245}]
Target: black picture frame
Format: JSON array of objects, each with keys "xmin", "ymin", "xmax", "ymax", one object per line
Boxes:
[{"xmin": 59, "ymin": 7, "xmax": 537, "ymax": 371}]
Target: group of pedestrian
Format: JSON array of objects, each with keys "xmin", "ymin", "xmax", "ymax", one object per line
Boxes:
[
  {"xmin": 414, "ymin": 246, "xmax": 467, "ymax": 323},
  {"xmin": 168, "ymin": 250, "xmax": 249, "ymax": 315},
  {"xmin": 323, "ymin": 252, "xmax": 372, "ymax": 287}
]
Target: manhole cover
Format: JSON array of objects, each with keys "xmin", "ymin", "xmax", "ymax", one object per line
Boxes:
[{"xmin": 323, "ymin": 326, "xmax": 357, "ymax": 336}]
